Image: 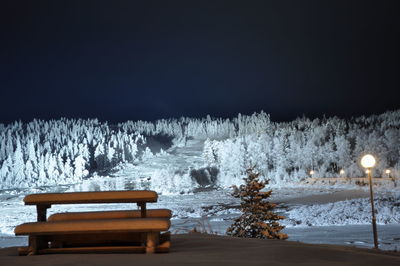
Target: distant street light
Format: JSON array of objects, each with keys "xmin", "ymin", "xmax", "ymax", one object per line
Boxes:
[
  {"xmin": 360, "ymin": 154, "xmax": 378, "ymax": 249},
  {"xmin": 339, "ymin": 169, "xmax": 346, "ymax": 180},
  {"xmin": 309, "ymin": 170, "xmax": 315, "ymax": 177},
  {"xmin": 385, "ymin": 169, "xmax": 391, "ymax": 178}
]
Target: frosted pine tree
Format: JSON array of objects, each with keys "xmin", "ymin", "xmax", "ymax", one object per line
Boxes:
[
  {"xmin": 227, "ymin": 168, "xmax": 287, "ymax": 239},
  {"xmin": 37, "ymin": 155, "xmax": 47, "ymax": 186},
  {"xmin": 203, "ymin": 139, "xmax": 218, "ymax": 165},
  {"xmin": 26, "ymin": 139, "xmax": 37, "ymax": 168},
  {"xmin": 73, "ymin": 155, "xmax": 87, "ymax": 179},
  {"xmin": 12, "ymin": 140, "xmax": 26, "ymax": 184}
]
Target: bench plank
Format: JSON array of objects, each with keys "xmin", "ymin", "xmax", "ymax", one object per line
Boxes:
[
  {"xmin": 15, "ymin": 218, "xmax": 170, "ymax": 236},
  {"xmin": 24, "ymin": 190, "xmax": 158, "ymax": 205},
  {"xmin": 48, "ymin": 209, "xmax": 172, "ymax": 222},
  {"xmin": 18, "ymin": 246, "xmax": 147, "ymax": 255},
  {"xmin": 18, "ymin": 243, "xmax": 171, "ymax": 255},
  {"xmin": 47, "ymin": 231, "xmax": 170, "ymax": 249}
]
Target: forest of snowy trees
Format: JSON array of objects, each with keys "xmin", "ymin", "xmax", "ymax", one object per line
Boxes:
[
  {"xmin": 0, "ymin": 119, "xmax": 145, "ymax": 189},
  {"xmin": 203, "ymin": 110, "xmax": 400, "ymax": 186},
  {"xmin": 1, "ymin": 110, "xmax": 399, "ymax": 190}
]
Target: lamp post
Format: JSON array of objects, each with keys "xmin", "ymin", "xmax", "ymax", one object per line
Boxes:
[
  {"xmin": 309, "ymin": 170, "xmax": 315, "ymax": 177},
  {"xmin": 360, "ymin": 154, "xmax": 378, "ymax": 249},
  {"xmin": 385, "ymin": 169, "xmax": 391, "ymax": 178},
  {"xmin": 340, "ymin": 169, "xmax": 347, "ymax": 181}
]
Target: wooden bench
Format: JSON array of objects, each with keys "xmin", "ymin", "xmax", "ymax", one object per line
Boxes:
[
  {"xmin": 15, "ymin": 190, "xmax": 172, "ymax": 255},
  {"xmin": 15, "ymin": 218, "xmax": 171, "ymax": 255}
]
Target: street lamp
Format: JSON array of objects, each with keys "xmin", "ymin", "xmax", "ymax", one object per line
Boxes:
[
  {"xmin": 339, "ymin": 169, "xmax": 347, "ymax": 180},
  {"xmin": 309, "ymin": 170, "xmax": 315, "ymax": 177},
  {"xmin": 360, "ymin": 154, "xmax": 378, "ymax": 249},
  {"xmin": 385, "ymin": 169, "xmax": 391, "ymax": 178}
]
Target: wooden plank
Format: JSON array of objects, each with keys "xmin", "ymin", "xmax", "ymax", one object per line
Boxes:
[
  {"xmin": 15, "ymin": 218, "xmax": 170, "ymax": 236},
  {"xmin": 24, "ymin": 190, "xmax": 158, "ymax": 205},
  {"xmin": 39, "ymin": 246, "xmax": 146, "ymax": 254},
  {"xmin": 47, "ymin": 209, "xmax": 172, "ymax": 222},
  {"xmin": 48, "ymin": 232, "xmax": 143, "ymax": 247},
  {"xmin": 18, "ymin": 243, "xmax": 170, "ymax": 255}
]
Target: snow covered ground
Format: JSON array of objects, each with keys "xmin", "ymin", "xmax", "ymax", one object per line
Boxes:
[
  {"xmin": 1, "ymin": 188, "xmax": 399, "ymax": 250},
  {"xmin": 0, "ymin": 138, "xmax": 399, "ymax": 250}
]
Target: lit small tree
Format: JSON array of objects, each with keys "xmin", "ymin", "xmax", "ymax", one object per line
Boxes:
[{"xmin": 227, "ymin": 168, "xmax": 288, "ymax": 239}]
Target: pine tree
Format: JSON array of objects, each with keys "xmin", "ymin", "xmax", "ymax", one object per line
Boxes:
[
  {"xmin": 73, "ymin": 155, "xmax": 87, "ymax": 179},
  {"xmin": 226, "ymin": 168, "xmax": 288, "ymax": 239},
  {"xmin": 12, "ymin": 140, "xmax": 26, "ymax": 184}
]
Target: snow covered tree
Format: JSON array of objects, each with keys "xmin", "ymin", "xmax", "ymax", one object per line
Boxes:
[
  {"xmin": 12, "ymin": 140, "xmax": 25, "ymax": 184},
  {"xmin": 202, "ymin": 139, "xmax": 218, "ymax": 165},
  {"xmin": 26, "ymin": 138, "xmax": 37, "ymax": 167},
  {"xmin": 227, "ymin": 168, "xmax": 287, "ymax": 239},
  {"xmin": 24, "ymin": 160, "xmax": 34, "ymax": 180},
  {"xmin": 37, "ymin": 155, "xmax": 47, "ymax": 186},
  {"xmin": 73, "ymin": 155, "xmax": 87, "ymax": 179},
  {"xmin": 63, "ymin": 158, "xmax": 75, "ymax": 180},
  {"xmin": 142, "ymin": 147, "xmax": 153, "ymax": 161},
  {"xmin": 0, "ymin": 156, "xmax": 12, "ymax": 186},
  {"xmin": 107, "ymin": 145, "xmax": 116, "ymax": 165},
  {"xmin": 46, "ymin": 154, "xmax": 59, "ymax": 184}
]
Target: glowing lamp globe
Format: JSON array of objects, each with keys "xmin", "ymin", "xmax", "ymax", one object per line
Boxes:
[
  {"xmin": 340, "ymin": 169, "xmax": 345, "ymax": 175},
  {"xmin": 385, "ymin": 169, "xmax": 391, "ymax": 174},
  {"xmin": 361, "ymin": 154, "xmax": 376, "ymax": 169},
  {"xmin": 310, "ymin": 170, "xmax": 315, "ymax": 175}
]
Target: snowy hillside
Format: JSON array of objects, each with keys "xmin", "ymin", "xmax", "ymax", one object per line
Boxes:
[{"xmin": 1, "ymin": 110, "xmax": 400, "ymax": 192}]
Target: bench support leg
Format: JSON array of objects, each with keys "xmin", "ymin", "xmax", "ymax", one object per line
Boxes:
[
  {"xmin": 37, "ymin": 204, "xmax": 51, "ymax": 222},
  {"xmin": 137, "ymin": 202, "xmax": 146, "ymax": 218},
  {"xmin": 27, "ymin": 236, "xmax": 48, "ymax": 255},
  {"xmin": 28, "ymin": 236, "xmax": 38, "ymax": 255},
  {"xmin": 146, "ymin": 232, "xmax": 158, "ymax": 254}
]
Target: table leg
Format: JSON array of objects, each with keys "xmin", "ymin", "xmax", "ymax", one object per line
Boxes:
[
  {"xmin": 139, "ymin": 203, "xmax": 147, "ymax": 218},
  {"xmin": 28, "ymin": 236, "xmax": 39, "ymax": 255},
  {"xmin": 146, "ymin": 232, "xmax": 158, "ymax": 253},
  {"xmin": 36, "ymin": 205, "xmax": 50, "ymax": 222},
  {"xmin": 28, "ymin": 235, "xmax": 49, "ymax": 255}
]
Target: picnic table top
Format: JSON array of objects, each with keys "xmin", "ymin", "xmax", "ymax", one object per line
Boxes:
[{"xmin": 23, "ymin": 190, "xmax": 158, "ymax": 205}]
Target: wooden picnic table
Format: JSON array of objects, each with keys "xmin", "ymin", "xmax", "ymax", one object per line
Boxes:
[{"xmin": 23, "ymin": 190, "xmax": 158, "ymax": 222}]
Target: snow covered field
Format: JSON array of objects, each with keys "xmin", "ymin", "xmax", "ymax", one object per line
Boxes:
[
  {"xmin": 1, "ymin": 112, "xmax": 400, "ymax": 251},
  {"xmin": 1, "ymin": 187, "xmax": 399, "ymax": 250}
]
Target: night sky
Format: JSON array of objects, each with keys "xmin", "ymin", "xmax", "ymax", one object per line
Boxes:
[{"xmin": 1, "ymin": 0, "xmax": 399, "ymax": 124}]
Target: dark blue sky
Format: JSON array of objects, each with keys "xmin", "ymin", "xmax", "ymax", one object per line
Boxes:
[{"xmin": 1, "ymin": 0, "xmax": 399, "ymax": 124}]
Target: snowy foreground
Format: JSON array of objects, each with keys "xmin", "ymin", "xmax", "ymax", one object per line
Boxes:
[{"xmin": 1, "ymin": 183, "xmax": 399, "ymax": 250}]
